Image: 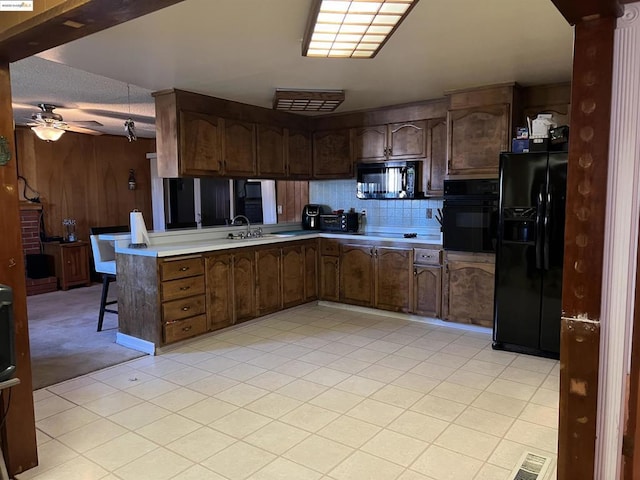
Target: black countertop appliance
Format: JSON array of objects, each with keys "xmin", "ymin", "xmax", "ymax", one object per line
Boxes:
[{"xmin": 302, "ymin": 204, "xmax": 330, "ymax": 230}]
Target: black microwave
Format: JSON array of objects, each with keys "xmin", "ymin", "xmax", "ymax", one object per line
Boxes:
[
  {"xmin": 356, "ymin": 161, "xmax": 418, "ymax": 199},
  {"xmin": 320, "ymin": 213, "xmax": 360, "ymax": 232}
]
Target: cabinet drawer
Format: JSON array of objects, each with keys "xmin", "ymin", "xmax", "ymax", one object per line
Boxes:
[
  {"xmin": 160, "ymin": 257, "xmax": 204, "ymax": 281},
  {"xmin": 162, "ymin": 294, "xmax": 206, "ymax": 322},
  {"xmin": 164, "ymin": 314, "xmax": 207, "ymax": 344},
  {"xmin": 161, "ymin": 276, "xmax": 205, "ymax": 302},
  {"xmin": 414, "ymin": 248, "xmax": 442, "ymax": 265},
  {"xmin": 320, "ymin": 239, "xmax": 340, "ymax": 256}
]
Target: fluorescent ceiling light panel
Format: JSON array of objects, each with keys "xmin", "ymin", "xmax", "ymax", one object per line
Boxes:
[
  {"xmin": 273, "ymin": 89, "xmax": 345, "ymax": 112},
  {"xmin": 303, "ymin": 0, "xmax": 418, "ymax": 58}
]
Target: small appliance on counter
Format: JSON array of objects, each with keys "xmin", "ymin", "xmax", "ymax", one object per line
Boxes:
[
  {"xmin": 356, "ymin": 161, "xmax": 418, "ymax": 199},
  {"xmin": 301, "ymin": 204, "xmax": 330, "ymax": 230},
  {"xmin": 319, "ymin": 212, "xmax": 360, "ymax": 233}
]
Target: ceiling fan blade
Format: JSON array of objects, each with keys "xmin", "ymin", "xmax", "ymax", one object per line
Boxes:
[
  {"xmin": 69, "ymin": 120, "xmax": 104, "ymax": 127},
  {"xmin": 61, "ymin": 124, "xmax": 103, "ymax": 136}
]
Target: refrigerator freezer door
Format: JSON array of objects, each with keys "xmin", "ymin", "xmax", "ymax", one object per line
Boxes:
[{"xmin": 539, "ymin": 152, "xmax": 568, "ymax": 353}]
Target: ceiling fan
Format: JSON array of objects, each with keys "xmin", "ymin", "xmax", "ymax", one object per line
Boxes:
[{"xmin": 26, "ymin": 103, "xmax": 104, "ymax": 140}]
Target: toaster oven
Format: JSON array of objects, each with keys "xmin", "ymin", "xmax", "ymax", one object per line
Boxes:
[{"xmin": 319, "ymin": 213, "xmax": 360, "ymax": 232}]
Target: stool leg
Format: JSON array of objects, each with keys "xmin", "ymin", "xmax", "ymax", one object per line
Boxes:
[{"xmin": 98, "ymin": 274, "xmax": 111, "ymax": 332}]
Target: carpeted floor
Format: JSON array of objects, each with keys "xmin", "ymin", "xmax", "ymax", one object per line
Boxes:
[{"xmin": 27, "ymin": 283, "xmax": 146, "ymax": 390}]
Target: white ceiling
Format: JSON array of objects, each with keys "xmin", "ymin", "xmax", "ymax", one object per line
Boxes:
[{"xmin": 9, "ymin": 0, "xmax": 574, "ymax": 139}]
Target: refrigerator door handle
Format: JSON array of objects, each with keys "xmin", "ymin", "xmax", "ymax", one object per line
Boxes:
[
  {"xmin": 535, "ymin": 186, "xmax": 544, "ymax": 270},
  {"xmin": 544, "ymin": 188, "xmax": 552, "ymax": 270}
]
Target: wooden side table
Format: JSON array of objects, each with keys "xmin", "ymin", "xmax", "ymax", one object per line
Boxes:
[{"xmin": 43, "ymin": 241, "xmax": 91, "ymax": 290}]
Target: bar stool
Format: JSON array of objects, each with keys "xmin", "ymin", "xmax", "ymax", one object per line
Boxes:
[{"xmin": 89, "ymin": 226, "xmax": 128, "ymax": 332}]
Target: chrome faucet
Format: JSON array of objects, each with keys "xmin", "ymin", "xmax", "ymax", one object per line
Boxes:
[{"xmin": 231, "ymin": 215, "xmax": 251, "ymax": 237}]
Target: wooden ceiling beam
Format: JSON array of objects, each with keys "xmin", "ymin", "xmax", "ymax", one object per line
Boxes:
[
  {"xmin": 0, "ymin": 0, "xmax": 186, "ymax": 63},
  {"xmin": 551, "ymin": 0, "xmax": 623, "ymax": 25}
]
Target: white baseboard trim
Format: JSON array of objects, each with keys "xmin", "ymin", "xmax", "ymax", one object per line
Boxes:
[{"xmin": 116, "ymin": 333, "xmax": 156, "ymax": 355}]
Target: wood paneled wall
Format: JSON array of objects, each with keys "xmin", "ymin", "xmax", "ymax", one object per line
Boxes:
[
  {"xmin": 15, "ymin": 127, "xmax": 155, "ymax": 243},
  {"xmin": 276, "ymin": 180, "xmax": 309, "ymax": 224}
]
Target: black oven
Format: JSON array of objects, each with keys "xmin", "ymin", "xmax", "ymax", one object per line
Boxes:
[{"xmin": 442, "ymin": 179, "xmax": 499, "ymax": 253}]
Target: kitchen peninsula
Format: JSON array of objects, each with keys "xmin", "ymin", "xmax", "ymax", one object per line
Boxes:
[{"xmin": 105, "ymin": 225, "xmax": 444, "ymax": 354}]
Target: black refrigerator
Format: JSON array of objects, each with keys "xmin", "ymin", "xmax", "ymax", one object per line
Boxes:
[{"xmin": 493, "ymin": 151, "xmax": 567, "ymax": 358}]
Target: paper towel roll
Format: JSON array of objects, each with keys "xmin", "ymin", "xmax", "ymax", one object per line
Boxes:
[{"xmin": 129, "ymin": 210, "xmax": 150, "ymax": 248}]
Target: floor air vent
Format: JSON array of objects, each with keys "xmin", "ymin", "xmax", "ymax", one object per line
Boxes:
[{"xmin": 509, "ymin": 452, "xmax": 553, "ymax": 480}]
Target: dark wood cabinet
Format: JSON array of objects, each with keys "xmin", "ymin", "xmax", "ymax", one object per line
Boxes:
[
  {"xmin": 233, "ymin": 250, "xmax": 256, "ymax": 323},
  {"xmin": 256, "ymin": 247, "xmax": 282, "ymax": 316},
  {"xmin": 286, "ymin": 128, "xmax": 313, "ymax": 178},
  {"xmin": 443, "ymin": 251, "xmax": 495, "ymax": 327},
  {"xmin": 375, "ymin": 246, "xmax": 413, "ymax": 313},
  {"xmin": 223, "ymin": 119, "xmax": 257, "ymax": 176},
  {"xmin": 304, "ymin": 241, "xmax": 318, "ymax": 301},
  {"xmin": 320, "ymin": 255, "xmax": 340, "ymax": 301},
  {"xmin": 313, "ymin": 128, "xmax": 354, "ymax": 178},
  {"xmin": 257, "ymin": 124, "xmax": 286, "ymax": 177},
  {"xmin": 43, "ymin": 241, "xmax": 91, "ymax": 290},
  {"xmin": 354, "ymin": 121, "xmax": 426, "ymax": 163},
  {"xmin": 282, "ymin": 244, "xmax": 305, "ymax": 308},
  {"xmin": 205, "ymin": 253, "xmax": 234, "ymax": 331},
  {"xmin": 180, "ymin": 111, "xmax": 224, "ymax": 176},
  {"xmin": 425, "ymin": 118, "xmax": 447, "ymax": 196},
  {"xmin": 340, "ymin": 244, "xmax": 374, "ymax": 306},
  {"xmin": 413, "ymin": 248, "xmax": 442, "ymax": 318},
  {"xmin": 353, "ymin": 125, "xmax": 388, "ymax": 162}
]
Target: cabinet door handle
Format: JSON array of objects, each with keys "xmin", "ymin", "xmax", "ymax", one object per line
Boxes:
[
  {"xmin": 370, "ymin": 248, "xmax": 374, "ymax": 257},
  {"xmin": 388, "ymin": 147, "xmax": 392, "ymax": 156},
  {"xmin": 179, "ymin": 286, "xmax": 190, "ymax": 291},
  {"xmin": 179, "ymin": 266, "xmax": 189, "ymax": 272},
  {"xmin": 182, "ymin": 326, "xmax": 192, "ymax": 332},
  {"xmin": 414, "ymin": 268, "xmax": 417, "ymax": 277},
  {"xmin": 181, "ymin": 306, "xmax": 191, "ymax": 311}
]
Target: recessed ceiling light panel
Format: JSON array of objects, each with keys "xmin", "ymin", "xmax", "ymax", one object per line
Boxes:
[
  {"xmin": 273, "ymin": 89, "xmax": 345, "ymax": 112},
  {"xmin": 303, "ymin": 0, "xmax": 418, "ymax": 59}
]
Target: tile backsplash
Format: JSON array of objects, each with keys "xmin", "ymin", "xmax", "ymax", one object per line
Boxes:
[{"xmin": 309, "ymin": 179, "xmax": 443, "ymax": 234}]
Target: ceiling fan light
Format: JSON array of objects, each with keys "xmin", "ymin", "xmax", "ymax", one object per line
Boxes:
[{"xmin": 31, "ymin": 125, "xmax": 65, "ymax": 142}]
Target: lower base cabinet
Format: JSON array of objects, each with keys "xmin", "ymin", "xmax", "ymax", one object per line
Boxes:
[
  {"xmin": 413, "ymin": 248, "xmax": 442, "ymax": 318},
  {"xmin": 443, "ymin": 251, "xmax": 495, "ymax": 327},
  {"xmin": 256, "ymin": 247, "xmax": 282, "ymax": 316}
]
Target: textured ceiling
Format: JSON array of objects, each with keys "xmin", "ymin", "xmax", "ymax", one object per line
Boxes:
[{"xmin": 10, "ymin": 0, "xmax": 575, "ymax": 139}]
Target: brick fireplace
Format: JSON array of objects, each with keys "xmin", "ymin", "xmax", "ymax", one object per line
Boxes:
[{"xmin": 20, "ymin": 202, "xmax": 57, "ymax": 295}]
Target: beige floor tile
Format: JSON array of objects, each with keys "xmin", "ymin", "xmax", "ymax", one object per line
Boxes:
[
  {"xmin": 499, "ymin": 366, "xmax": 547, "ymax": 387},
  {"xmin": 541, "ymin": 374, "xmax": 560, "ymax": 391},
  {"xmin": 165, "ymin": 426, "xmax": 236, "ymax": 462},
  {"xmin": 47, "ymin": 376, "xmax": 97, "ymax": 395},
  {"xmin": 370, "ymin": 384, "xmax": 424, "ymax": 409},
  {"xmin": 148, "ymin": 387, "xmax": 207, "ymax": 412},
  {"xmin": 318, "ymin": 341, "xmax": 359, "ymax": 356},
  {"xmin": 326, "ymin": 356, "xmax": 371, "ymax": 374},
  {"xmin": 37, "ymin": 406, "xmax": 101, "ymax": 438},
  {"xmin": 210, "ymin": 408, "xmax": 272, "ymax": 438},
  {"xmin": 411, "ymin": 445, "xmax": 483, "ymax": 480},
  {"xmin": 246, "ymin": 370, "xmax": 296, "ymax": 390},
  {"xmin": 454, "ymin": 406, "xmax": 515, "ymax": 437},
  {"xmin": 530, "ymin": 387, "xmax": 560, "ymax": 408},
  {"xmin": 113, "ymin": 447, "xmax": 193, "ymax": 480},
  {"xmin": 276, "ymin": 378, "xmax": 328, "ymax": 401},
  {"xmin": 196, "ymin": 356, "xmax": 241, "ymax": 373},
  {"xmin": 280, "ymin": 403, "xmax": 340, "ymax": 432},
  {"xmin": 298, "ymin": 350, "xmax": 342, "ymax": 366},
  {"xmin": 429, "ymin": 381, "xmax": 482, "ymax": 405},
  {"xmin": 126, "ymin": 378, "xmax": 181, "ymax": 401},
  {"xmin": 84, "ymin": 431, "xmax": 158, "ymax": 471},
  {"xmin": 474, "ymin": 462, "xmax": 511, "ymax": 480},
  {"xmin": 361, "ymin": 429, "xmax": 429, "ymax": 466},
  {"xmin": 244, "ymin": 420, "xmax": 309, "ymax": 454},
  {"xmin": 186, "ymin": 373, "xmax": 239, "ymax": 396},
  {"xmin": 246, "ymin": 352, "xmax": 292, "ymax": 369},
  {"xmin": 434, "ymin": 424, "xmax": 500, "ymax": 461},
  {"xmin": 172, "ymin": 464, "xmax": 228, "ymax": 480},
  {"xmin": 473, "ymin": 349, "xmax": 518, "ymax": 366},
  {"xmin": 382, "ymin": 332, "xmax": 419, "ymax": 346},
  {"xmin": 472, "ymin": 391, "xmax": 527, "ymax": 418},
  {"xmin": 202, "ymin": 441, "xmax": 276, "ymax": 480},
  {"xmin": 358, "ymin": 363, "xmax": 405, "ymax": 383},
  {"xmin": 302, "ymin": 366, "xmax": 351, "ymax": 387},
  {"xmin": 364, "ymin": 339, "xmax": 404, "ymax": 353},
  {"xmin": 57, "ymin": 418, "xmax": 127, "ymax": 453},
  {"xmin": 519, "ymin": 403, "xmax": 559, "ymax": 429},
  {"xmin": 214, "ymin": 382, "xmax": 270, "ymax": 406},
  {"xmin": 273, "ymin": 359, "xmax": 320, "ymax": 377},
  {"xmin": 346, "ymin": 398, "xmax": 404, "ymax": 426},
  {"xmin": 34, "ymin": 395, "xmax": 76, "ymax": 421},
  {"xmin": 33, "ymin": 388, "xmax": 55, "ymax": 402},
  {"xmin": 252, "ymin": 457, "xmax": 322, "ymax": 480},
  {"xmin": 284, "ymin": 435, "xmax": 354, "ymax": 474},
  {"xmin": 510, "ymin": 355, "xmax": 556, "ymax": 374},
  {"xmin": 410, "ymin": 361, "xmax": 458, "ymax": 381},
  {"xmin": 376, "ymin": 353, "xmax": 421, "ymax": 372},
  {"xmin": 23, "ymin": 456, "xmax": 107, "ymax": 480},
  {"xmin": 329, "ymin": 451, "xmax": 405, "ymax": 480},
  {"xmin": 486, "ymin": 378, "xmax": 537, "ymax": 402},
  {"xmin": 345, "ymin": 347, "xmax": 388, "ymax": 363},
  {"xmin": 392, "ymin": 372, "xmax": 440, "ymax": 394},
  {"xmin": 394, "ymin": 345, "xmax": 435, "ymax": 361},
  {"xmin": 136, "ymin": 413, "xmax": 201, "ymax": 445},
  {"xmin": 58, "ymin": 382, "xmax": 118, "ymax": 405},
  {"xmin": 14, "ymin": 440, "xmax": 78, "ymax": 480},
  {"xmin": 218, "ymin": 362, "xmax": 268, "ymax": 381},
  {"xmin": 272, "ymin": 343, "xmax": 314, "ymax": 359},
  {"xmin": 309, "ymin": 388, "xmax": 365, "ymax": 413},
  {"xmin": 410, "ymin": 394, "xmax": 466, "ymax": 422},
  {"xmin": 178, "ymin": 397, "xmax": 238, "ymax": 425},
  {"xmin": 245, "ymin": 392, "xmax": 303, "ymax": 418},
  {"xmin": 35, "ymin": 428, "xmax": 53, "ymax": 446},
  {"xmin": 317, "ymin": 415, "xmax": 381, "ymax": 448},
  {"xmin": 334, "ymin": 375, "xmax": 385, "ymax": 396},
  {"xmin": 425, "ymin": 352, "xmax": 470, "ymax": 369},
  {"xmin": 108, "ymin": 402, "xmax": 171, "ymax": 430},
  {"xmin": 488, "ymin": 438, "xmax": 555, "ymax": 471},
  {"xmin": 82, "ymin": 390, "xmax": 144, "ymax": 417},
  {"xmin": 388, "ymin": 410, "xmax": 449, "ymax": 443},
  {"xmin": 161, "ymin": 366, "xmax": 212, "ymax": 386},
  {"xmin": 439, "ymin": 343, "xmax": 482, "ymax": 358},
  {"xmin": 460, "ymin": 358, "xmax": 507, "ymax": 377},
  {"xmin": 505, "ymin": 419, "xmax": 558, "ymax": 453},
  {"xmin": 446, "ymin": 369, "xmax": 495, "ymax": 390}
]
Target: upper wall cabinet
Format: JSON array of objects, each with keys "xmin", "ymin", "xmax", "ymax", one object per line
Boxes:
[
  {"xmin": 286, "ymin": 128, "xmax": 313, "ymax": 178},
  {"xmin": 257, "ymin": 124, "xmax": 285, "ymax": 177},
  {"xmin": 222, "ymin": 119, "xmax": 257, "ymax": 177},
  {"xmin": 313, "ymin": 128, "xmax": 354, "ymax": 178},
  {"xmin": 180, "ymin": 111, "xmax": 224, "ymax": 176},
  {"xmin": 354, "ymin": 121, "xmax": 427, "ymax": 162},
  {"xmin": 425, "ymin": 117, "xmax": 447, "ymax": 196},
  {"xmin": 446, "ymin": 84, "xmax": 521, "ymax": 177}
]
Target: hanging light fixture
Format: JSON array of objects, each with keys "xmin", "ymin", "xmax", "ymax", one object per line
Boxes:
[
  {"xmin": 31, "ymin": 125, "xmax": 65, "ymax": 142},
  {"xmin": 124, "ymin": 84, "xmax": 137, "ymax": 142}
]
